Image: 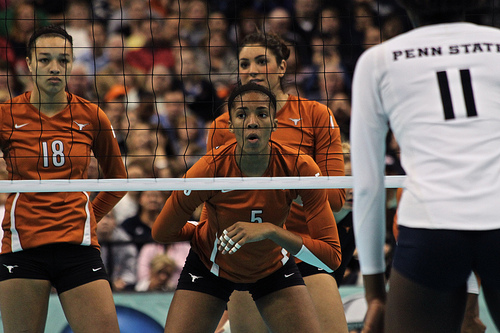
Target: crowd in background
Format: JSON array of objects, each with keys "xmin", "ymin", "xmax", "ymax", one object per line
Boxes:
[{"xmin": 0, "ymin": 0, "xmax": 495, "ymax": 292}]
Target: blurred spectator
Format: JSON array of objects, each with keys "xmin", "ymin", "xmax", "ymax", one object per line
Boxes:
[
  {"xmin": 381, "ymin": 11, "xmax": 408, "ymax": 41},
  {"xmin": 149, "ymin": 0, "xmax": 176, "ymax": 17},
  {"xmin": 265, "ymin": 6, "xmax": 302, "ymax": 44},
  {"xmin": 125, "ymin": 16, "xmax": 176, "ymax": 74},
  {"xmin": 97, "ymin": 211, "xmax": 138, "ymax": 291},
  {"xmin": 60, "ymin": 1, "xmax": 92, "ymax": 60},
  {"xmin": 317, "ymin": 61, "xmax": 348, "ymax": 106},
  {"xmin": 125, "ymin": 121, "xmax": 169, "ymax": 169},
  {"xmin": 289, "ymin": 0, "xmax": 320, "ymax": 66},
  {"xmin": 208, "ymin": 11, "xmax": 230, "ymax": 36},
  {"xmin": 169, "ymin": 111, "xmax": 206, "ymax": 178},
  {"xmin": 75, "ymin": 20, "xmax": 109, "ymax": 76},
  {"xmin": 0, "ymin": 39, "xmax": 16, "ymax": 76},
  {"xmin": 328, "ymin": 91, "xmax": 351, "ymax": 142},
  {"xmin": 102, "ymin": 84, "xmax": 129, "ymax": 153},
  {"xmin": 135, "ymin": 242, "xmax": 191, "ymax": 292},
  {"xmin": 0, "ymin": 61, "xmax": 22, "ymax": 101},
  {"xmin": 135, "ymin": 253, "xmax": 177, "ymax": 292},
  {"xmin": 143, "ymin": 64, "xmax": 175, "ymax": 101},
  {"xmin": 178, "ymin": 0, "xmax": 209, "ymax": 47},
  {"xmin": 173, "ymin": 48, "xmax": 223, "ymax": 125},
  {"xmin": 108, "ymin": 0, "xmax": 149, "ymax": 48},
  {"xmin": 228, "ymin": 8, "xmax": 263, "ymax": 46},
  {"xmin": 114, "ymin": 158, "xmax": 155, "ymax": 225},
  {"xmin": 163, "ymin": 88, "xmax": 189, "ymax": 128},
  {"xmin": 95, "ymin": 33, "xmax": 144, "ymax": 105},
  {"xmin": 0, "ymin": 1, "xmax": 49, "ymax": 42},
  {"xmin": 121, "ymin": 190, "xmax": 168, "ymax": 252},
  {"xmin": 67, "ymin": 63, "xmax": 97, "ymax": 102},
  {"xmin": 1, "ymin": 1, "xmax": 48, "ymax": 90},
  {"xmin": 200, "ymin": 31, "xmax": 237, "ymax": 100},
  {"xmin": 363, "ymin": 25, "xmax": 382, "ymax": 50}
]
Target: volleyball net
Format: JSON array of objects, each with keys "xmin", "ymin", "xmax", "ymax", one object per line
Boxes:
[{"xmin": 0, "ymin": 1, "xmax": 497, "ymax": 194}]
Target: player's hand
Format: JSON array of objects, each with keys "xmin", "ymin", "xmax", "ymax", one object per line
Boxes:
[
  {"xmin": 362, "ymin": 298, "xmax": 385, "ymax": 333},
  {"xmin": 218, "ymin": 222, "xmax": 275, "ymax": 254}
]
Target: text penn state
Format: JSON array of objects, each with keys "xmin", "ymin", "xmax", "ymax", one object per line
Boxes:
[{"xmin": 393, "ymin": 43, "xmax": 500, "ymax": 61}]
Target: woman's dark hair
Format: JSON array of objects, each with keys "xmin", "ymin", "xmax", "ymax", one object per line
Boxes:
[
  {"xmin": 239, "ymin": 31, "xmax": 290, "ymax": 64},
  {"xmin": 238, "ymin": 31, "xmax": 290, "ymax": 91},
  {"xmin": 227, "ymin": 82, "xmax": 277, "ymax": 119},
  {"xmin": 27, "ymin": 25, "xmax": 73, "ymax": 60}
]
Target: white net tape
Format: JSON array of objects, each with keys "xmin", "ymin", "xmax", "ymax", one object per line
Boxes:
[{"xmin": 0, "ymin": 175, "xmax": 405, "ymax": 193}]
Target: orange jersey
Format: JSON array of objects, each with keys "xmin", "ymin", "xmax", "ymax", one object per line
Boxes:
[
  {"xmin": 154, "ymin": 141, "xmax": 341, "ymax": 283},
  {"xmin": 0, "ymin": 92, "xmax": 127, "ymax": 253},
  {"xmin": 206, "ymin": 95, "xmax": 345, "ymax": 240}
]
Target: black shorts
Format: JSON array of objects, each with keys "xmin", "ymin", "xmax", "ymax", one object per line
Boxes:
[
  {"xmin": 296, "ymin": 261, "xmax": 333, "ymax": 278},
  {"xmin": 0, "ymin": 243, "xmax": 109, "ymax": 294},
  {"xmin": 393, "ymin": 226, "xmax": 500, "ymax": 291},
  {"xmin": 176, "ymin": 249, "xmax": 305, "ymax": 302}
]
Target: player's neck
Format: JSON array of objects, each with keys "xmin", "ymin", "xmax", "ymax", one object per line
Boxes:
[
  {"xmin": 275, "ymin": 90, "xmax": 289, "ymax": 111},
  {"xmin": 235, "ymin": 150, "xmax": 271, "ymax": 177},
  {"xmin": 30, "ymin": 90, "xmax": 69, "ymax": 116}
]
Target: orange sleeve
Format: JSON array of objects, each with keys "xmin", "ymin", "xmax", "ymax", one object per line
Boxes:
[
  {"xmin": 153, "ymin": 158, "xmax": 212, "ymax": 243},
  {"xmin": 296, "ymin": 157, "xmax": 342, "ymax": 271},
  {"xmin": 91, "ymin": 108, "xmax": 127, "ymax": 222},
  {"xmin": 206, "ymin": 113, "xmax": 231, "ymax": 152},
  {"xmin": 153, "ymin": 189, "xmax": 207, "ymax": 243},
  {"xmin": 311, "ymin": 103, "xmax": 346, "ymax": 211}
]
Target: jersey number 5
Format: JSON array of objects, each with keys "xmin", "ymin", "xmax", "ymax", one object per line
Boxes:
[
  {"xmin": 436, "ymin": 69, "xmax": 477, "ymax": 120},
  {"xmin": 42, "ymin": 140, "xmax": 65, "ymax": 167},
  {"xmin": 251, "ymin": 210, "xmax": 263, "ymax": 223}
]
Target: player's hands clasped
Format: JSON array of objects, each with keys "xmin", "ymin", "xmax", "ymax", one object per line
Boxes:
[{"xmin": 218, "ymin": 222, "xmax": 273, "ymax": 254}]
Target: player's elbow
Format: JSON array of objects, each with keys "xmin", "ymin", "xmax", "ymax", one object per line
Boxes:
[
  {"xmin": 151, "ymin": 224, "xmax": 174, "ymax": 244},
  {"xmin": 333, "ymin": 248, "xmax": 342, "ymax": 271}
]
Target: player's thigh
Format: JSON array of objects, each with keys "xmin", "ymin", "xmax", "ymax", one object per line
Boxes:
[
  {"xmin": 304, "ymin": 273, "xmax": 348, "ymax": 333},
  {"xmin": 256, "ymin": 285, "xmax": 322, "ymax": 333},
  {"xmin": 59, "ymin": 279, "xmax": 119, "ymax": 333},
  {"xmin": 165, "ymin": 289, "xmax": 227, "ymax": 333},
  {"xmin": 228, "ymin": 290, "xmax": 270, "ymax": 333},
  {"xmin": 0, "ymin": 278, "xmax": 52, "ymax": 333},
  {"xmin": 385, "ymin": 268, "xmax": 467, "ymax": 333}
]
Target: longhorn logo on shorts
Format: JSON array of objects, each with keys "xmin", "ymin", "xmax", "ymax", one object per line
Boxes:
[
  {"xmin": 3, "ymin": 264, "xmax": 18, "ymax": 273},
  {"xmin": 189, "ymin": 273, "xmax": 203, "ymax": 283}
]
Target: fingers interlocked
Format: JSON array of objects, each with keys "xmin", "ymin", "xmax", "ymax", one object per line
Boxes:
[{"xmin": 218, "ymin": 230, "xmax": 241, "ymax": 254}]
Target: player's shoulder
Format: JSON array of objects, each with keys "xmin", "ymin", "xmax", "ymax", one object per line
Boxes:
[
  {"xmin": 284, "ymin": 95, "xmax": 330, "ymax": 118},
  {"xmin": 0, "ymin": 91, "xmax": 29, "ymax": 107},
  {"xmin": 213, "ymin": 111, "xmax": 230, "ymax": 127},
  {"xmin": 200, "ymin": 141, "xmax": 237, "ymax": 166},
  {"xmin": 69, "ymin": 93, "xmax": 99, "ymax": 110},
  {"xmin": 68, "ymin": 93, "xmax": 106, "ymax": 120},
  {"xmin": 271, "ymin": 140, "xmax": 318, "ymax": 170}
]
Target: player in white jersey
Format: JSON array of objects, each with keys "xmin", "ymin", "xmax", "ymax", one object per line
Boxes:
[{"xmin": 350, "ymin": 1, "xmax": 500, "ymax": 332}]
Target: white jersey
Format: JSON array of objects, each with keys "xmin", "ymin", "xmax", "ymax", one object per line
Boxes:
[{"xmin": 351, "ymin": 22, "xmax": 500, "ymax": 274}]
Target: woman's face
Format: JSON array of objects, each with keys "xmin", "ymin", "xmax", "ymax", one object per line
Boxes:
[
  {"xmin": 238, "ymin": 45, "xmax": 286, "ymax": 94},
  {"xmin": 26, "ymin": 36, "xmax": 73, "ymax": 96},
  {"xmin": 229, "ymin": 91, "xmax": 277, "ymax": 155}
]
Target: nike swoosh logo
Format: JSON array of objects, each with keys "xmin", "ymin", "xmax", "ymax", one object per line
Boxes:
[
  {"xmin": 14, "ymin": 123, "xmax": 29, "ymax": 129},
  {"xmin": 221, "ymin": 189, "xmax": 234, "ymax": 193},
  {"xmin": 284, "ymin": 273, "xmax": 295, "ymax": 278},
  {"xmin": 92, "ymin": 267, "xmax": 103, "ymax": 272}
]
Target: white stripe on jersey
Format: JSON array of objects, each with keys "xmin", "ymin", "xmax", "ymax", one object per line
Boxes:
[{"xmin": 10, "ymin": 193, "xmax": 22, "ymax": 252}]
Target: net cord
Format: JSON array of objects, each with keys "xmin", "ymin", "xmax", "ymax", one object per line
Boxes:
[{"xmin": 0, "ymin": 176, "xmax": 405, "ymax": 193}]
